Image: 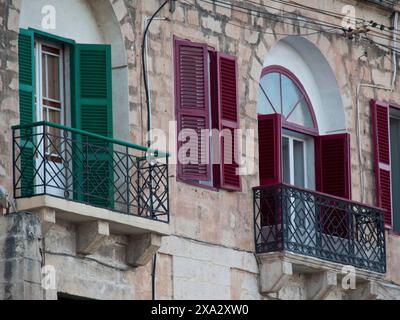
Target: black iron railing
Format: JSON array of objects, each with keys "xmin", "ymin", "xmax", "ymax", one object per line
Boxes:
[
  {"xmin": 12, "ymin": 122, "xmax": 170, "ymax": 222},
  {"xmin": 253, "ymin": 183, "xmax": 386, "ymax": 273}
]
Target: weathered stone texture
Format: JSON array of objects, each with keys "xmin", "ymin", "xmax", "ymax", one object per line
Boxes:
[
  {"xmin": 1, "ymin": 0, "xmax": 400, "ymax": 300},
  {"xmin": 0, "ymin": 212, "xmax": 43, "ymax": 300}
]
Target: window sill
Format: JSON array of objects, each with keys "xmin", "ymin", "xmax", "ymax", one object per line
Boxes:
[{"xmin": 176, "ymin": 177, "xmax": 220, "ymax": 192}]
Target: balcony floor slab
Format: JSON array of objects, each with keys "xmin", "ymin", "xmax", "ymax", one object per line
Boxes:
[
  {"xmin": 258, "ymin": 251, "xmax": 385, "ymax": 282},
  {"xmin": 16, "ymin": 195, "xmax": 171, "ymax": 237}
]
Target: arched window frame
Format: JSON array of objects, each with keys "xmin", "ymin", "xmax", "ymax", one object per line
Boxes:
[
  {"xmin": 260, "ymin": 65, "xmax": 319, "ymax": 136},
  {"xmin": 258, "ymin": 64, "xmax": 351, "ymax": 201}
]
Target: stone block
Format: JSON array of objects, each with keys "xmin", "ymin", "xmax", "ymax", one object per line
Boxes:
[
  {"xmin": 112, "ymin": 0, "xmax": 128, "ymax": 22},
  {"xmin": 35, "ymin": 207, "xmax": 56, "ymax": 235},
  {"xmin": 201, "ymin": 16, "xmax": 222, "ymax": 33},
  {"xmin": 259, "ymin": 259, "xmax": 293, "ymax": 294},
  {"xmin": 126, "ymin": 233, "xmax": 161, "ymax": 267},
  {"xmin": 346, "ymin": 281, "xmax": 379, "ymax": 300},
  {"xmin": 76, "ymin": 221, "xmax": 110, "ymax": 255},
  {"xmin": 306, "ymin": 271, "xmax": 338, "ymax": 300},
  {"xmin": 0, "ymin": 213, "xmax": 43, "ymax": 300}
]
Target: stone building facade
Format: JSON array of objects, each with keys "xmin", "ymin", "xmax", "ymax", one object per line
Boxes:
[{"xmin": 1, "ymin": 0, "xmax": 400, "ymax": 300}]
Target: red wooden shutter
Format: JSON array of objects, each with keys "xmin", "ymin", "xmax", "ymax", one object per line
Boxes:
[
  {"xmin": 258, "ymin": 114, "xmax": 282, "ymax": 228},
  {"xmin": 214, "ymin": 53, "xmax": 241, "ymax": 191},
  {"xmin": 315, "ymin": 133, "xmax": 351, "ymax": 199},
  {"xmin": 315, "ymin": 133, "xmax": 351, "ymax": 238},
  {"xmin": 174, "ymin": 38, "xmax": 210, "ymax": 181},
  {"xmin": 371, "ymin": 100, "xmax": 392, "ymax": 227},
  {"xmin": 258, "ymin": 114, "xmax": 282, "ymax": 186}
]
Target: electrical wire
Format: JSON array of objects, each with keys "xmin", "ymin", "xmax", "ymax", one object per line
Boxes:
[
  {"xmin": 181, "ymin": 0, "xmax": 335, "ymax": 37},
  {"xmin": 141, "ymin": 0, "xmax": 171, "ymax": 302},
  {"xmin": 180, "ymin": 0, "xmax": 400, "ymax": 204},
  {"xmin": 186, "ymin": 0, "xmax": 400, "ymax": 57},
  {"xmin": 197, "ymin": 0, "xmax": 400, "ymax": 45},
  {"xmin": 142, "ymin": 0, "xmax": 170, "ymax": 148},
  {"xmin": 208, "ymin": 0, "xmax": 357, "ymax": 34},
  {"xmin": 261, "ymin": 0, "xmax": 400, "ymax": 35},
  {"xmin": 249, "ymin": 0, "xmax": 400, "ymax": 38},
  {"xmin": 200, "ymin": 0, "xmax": 345, "ymax": 33},
  {"xmin": 152, "ymin": 253, "xmax": 157, "ymax": 301}
]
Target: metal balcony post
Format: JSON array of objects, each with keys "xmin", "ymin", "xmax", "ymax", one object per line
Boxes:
[
  {"xmin": 166, "ymin": 156, "xmax": 170, "ymax": 223},
  {"xmin": 126, "ymin": 146, "xmax": 130, "ymax": 215},
  {"xmin": 12, "ymin": 128, "xmax": 16, "ymax": 198},
  {"xmin": 149, "ymin": 162, "xmax": 154, "ymax": 218},
  {"xmin": 281, "ymin": 185, "xmax": 288, "ymax": 251},
  {"xmin": 43, "ymin": 124, "xmax": 46, "ymax": 196}
]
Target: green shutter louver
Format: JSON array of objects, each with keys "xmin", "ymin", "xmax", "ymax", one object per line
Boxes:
[
  {"xmin": 19, "ymin": 29, "xmax": 35, "ymax": 125},
  {"xmin": 73, "ymin": 44, "xmax": 113, "ymax": 137},
  {"xmin": 72, "ymin": 44, "xmax": 113, "ymax": 208},
  {"xmin": 18, "ymin": 29, "xmax": 35, "ymax": 197}
]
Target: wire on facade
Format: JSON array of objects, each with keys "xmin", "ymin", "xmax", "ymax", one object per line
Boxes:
[
  {"xmin": 142, "ymin": 0, "xmax": 171, "ymax": 148},
  {"xmin": 180, "ymin": 0, "xmax": 400, "ymax": 58}
]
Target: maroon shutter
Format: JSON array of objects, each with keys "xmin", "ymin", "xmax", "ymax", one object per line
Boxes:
[
  {"xmin": 258, "ymin": 114, "xmax": 282, "ymax": 186},
  {"xmin": 315, "ymin": 133, "xmax": 351, "ymax": 238},
  {"xmin": 214, "ymin": 53, "xmax": 241, "ymax": 191},
  {"xmin": 174, "ymin": 38, "xmax": 211, "ymax": 181},
  {"xmin": 258, "ymin": 114, "xmax": 282, "ymax": 227},
  {"xmin": 371, "ymin": 100, "xmax": 392, "ymax": 227},
  {"xmin": 316, "ymin": 133, "xmax": 351, "ymax": 199}
]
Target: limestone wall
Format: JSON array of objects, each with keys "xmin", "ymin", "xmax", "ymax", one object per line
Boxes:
[
  {"xmin": 1, "ymin": 0, "xmax": 400, "ymax": 300},
  {"xmin": 0, "ymin": 212, "xmax": 43, "ymax": 300}
]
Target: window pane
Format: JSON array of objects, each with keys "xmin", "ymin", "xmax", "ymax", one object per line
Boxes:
[
  {"xmin": 260, "ymin": 73, "xmax": 281, "ymax": 113},
  {"xmin": 45, "ymin": 108, "xmax": 62, "ymax": 155},
  {"xmin": 287, "ymin": 99, "xmax": 314, "ymax": 129},
  {"xmin": 46, "ymin": 54, "xmax": 60, "ymax": 101},
  {"xmin": 390, "ymin": 117, "xmax": 400, "ymax": 232},
  {"xmin": 48, "ymin": 108, "xmax": 61, "ymax": 124},
  {"xmin": 281, "ymin": 75, "xmax": 303, "ymax": 118},
  {"xmin": 282, "ymin": 137, "xmax": 290, "ymax": 184},
  {"xmin": 257, "ymin": 85, "xmax": 275, "ymax": 114},
  {"xmin": 293, "ymin": 140, "xmax": 305, "ymax": 187},
  {"xmin": 42, "ymin": 54, "xmax": 47, "ymax": 98}
]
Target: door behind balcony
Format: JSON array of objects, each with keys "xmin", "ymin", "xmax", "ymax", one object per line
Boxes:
[
  {"xmin": 282, "ymin": 132, "xmax": 317, "ymax": 253},
  {"xmin": 35, "ymin": 41, "xmax": 66, "ymax": 198}
]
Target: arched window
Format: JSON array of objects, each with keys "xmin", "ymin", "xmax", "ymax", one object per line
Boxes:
[
  {"xmin": 257, "ymin": 65, "xmax": 351, "ymax": 200},
  {"xmin": 257, "ymin": 44, "xmax": 352, "ymax": 240},
  {"xmin": 258, "ymin": 66, "xmax": 318, "ymax": 135}
]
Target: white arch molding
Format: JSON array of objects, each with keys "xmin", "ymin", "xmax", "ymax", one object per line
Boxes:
[
  {"xmin": 258, "ymin": 36, "xmax": 346, "ymax": 135},
  {"xmin": 19, "ymin": 0, "xmax": 130, "ymax": 141}
]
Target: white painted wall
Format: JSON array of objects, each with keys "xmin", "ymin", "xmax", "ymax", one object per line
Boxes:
[
  {"xmin": 19, "ymin": 0, "xmax": 104, "ymax": 44},
  {"xmin": 259, "ymin": 36, "xmax": 346, "ymax": 135},
  {"xmin": 89, "ymin": 0, "xmax": 130, "ymax": 142},
  {"xmin": 19, "ymin": 0, "xmax": 130, "ymax": 142}
]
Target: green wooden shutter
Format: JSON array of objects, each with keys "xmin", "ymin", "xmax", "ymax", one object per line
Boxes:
[
  {"xmin": 18, "ymin": 29, "xmax": 35, "ymax": 197},
  {"xmin": 72, "ymin": 44, "xmax": 113, "ymax": 208}
]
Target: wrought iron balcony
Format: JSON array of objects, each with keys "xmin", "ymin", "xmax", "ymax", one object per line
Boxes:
[
  {"xmin": 12, "ymin": 122, "xmax": 169, "ymax": 223},
  {"xmin": 253, "ymin": 184, "xmax": 386, "ymax": 273}
]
